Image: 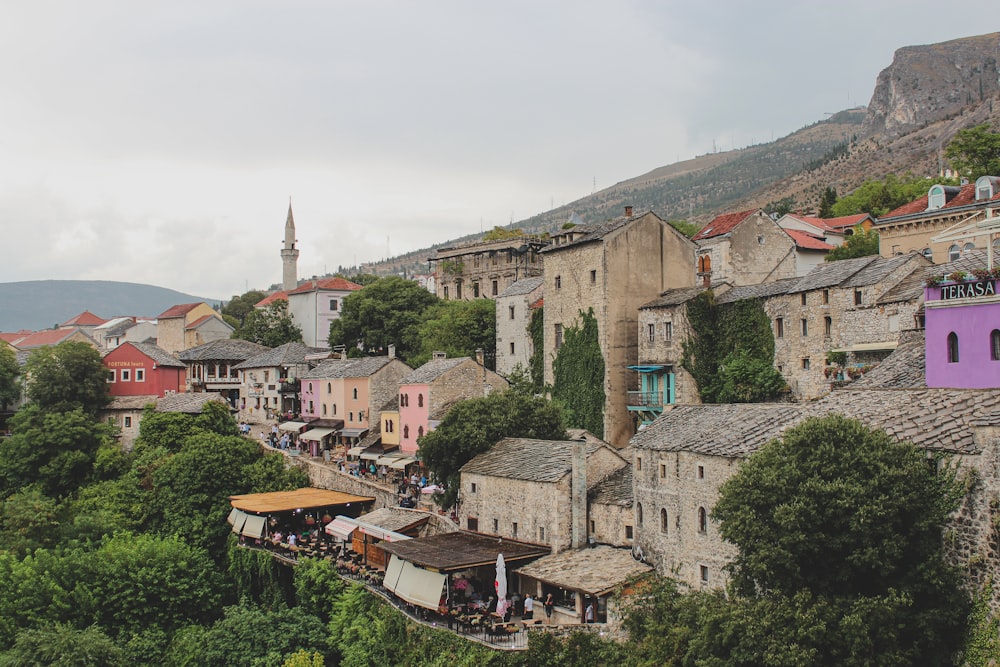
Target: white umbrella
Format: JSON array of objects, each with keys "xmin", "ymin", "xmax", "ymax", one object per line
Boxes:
[{"xmin": 494, "ymin": 553, "xmax": 507, "ymax": 617}]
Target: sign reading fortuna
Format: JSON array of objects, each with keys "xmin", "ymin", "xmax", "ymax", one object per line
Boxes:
[{"xmin": 939, "ymin": 280, "xmax": 997, "ymax": 301}]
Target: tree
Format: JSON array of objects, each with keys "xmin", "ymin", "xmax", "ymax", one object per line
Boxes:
[
  {"xmin": 527, "ymin": 306, "xmax": 545, "ymax": 394},
  {"xmin": 234, "ymin": 300, "xmax": 302, "ymax": 347},
  {"xmin": 824, "ymin": 225, "xmax": 880, "ymax": 261},
  {"xmin": 23, "ymin": 342, "xmax": 109, "ymax": 416},
  {"xmin": 0, "ymin": 488, "xmax": 60, "ymax": 557},
  {"xmin": 0, "ymin": 346, "xmax": 18, "ymax": 412},
  {"xmin": 830, "ymin": 173, "xmax": 949, "ymax": 218},
  {"xmin": 221, "ymin": 290, "xmax": 267, "ymax": 327},
  {"xmin": 763, "ymin": 196, "xmax": 795, "ymax": 217},
  {"xmin": 945, "ymin": 123, "xmax": 1000, "ymax": 179},
  {"xmin": 411, "ymin": 299, "xmax": 496, "ymax": 369},
  {"xmin": 328, "ymin": 276, "xmax": 439, "ymax": 363},
  {"xmin": 417, "ymin": 391, "xmax": 566, "ymax": 508},
  {"xmin": 551, "ymin": 308, "xmax": 605, "ymax": 436},
  {"xmin": 481, "ymin": 226, "xmax": 524, "ymax": 241},
  {"xmin": 668, "ymin": 219, "xmax": 700, "ymax": 238},
  {"xmin": 712, "ymin": 415, "xmax": 968, "ymax": 664},
  {"xmin": 714, "ymin": 352, "xmax": 787, "ymax": 403},
  {"xmin": 347, "ymin": 273, "xmax": 379, "ymax": 286},
  {"xmin": 818, "ymin": 186, "xmax": 837, "ymax": 218},
  {"xmin": 0, "ymin": 624, "xmax": 126, "ymax": 667},
  {"xmin": 136, "ymin": 400, "xmax": 236, "ymax": 453}
]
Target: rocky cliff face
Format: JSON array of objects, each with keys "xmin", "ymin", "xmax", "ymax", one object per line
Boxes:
[{"xmin": 864, "ymin": 32, "xmax": 1000, "ymax": 137}]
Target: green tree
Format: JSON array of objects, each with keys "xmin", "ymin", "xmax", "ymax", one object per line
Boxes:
[
  {"xmin": 824, "ymin": 225, "xmax": 881, "ymax": 261},
  {"xmin": 328, "ymin": 276, "xmax": 439, "ymax": 362},
  {"xmin": 417, "ymin": 391, "xmax": 566, "ymax": 508},
  {"xmin": 764, "ymin": 195, "xmax": 795, "ymax": 217},
  {"xmin": 0, "ymin": 624, "xmax": 126, "ymax": 667},
  {"xmin": 668, "ymin": 219, "xmax": 700, "ymax": 238},
  {"xmin": 234, "ymin": 300, "xmax": 303, "ymax": 347},
  {"xmin": 818, "ymin": 186, "xmax": 838, "ymax": 218},
  {"xmin": 411, "ymin": 299, "xmax": 496, "ymax": 369},
  {"xmin": 136, "ymin": 400, "xmax": 237, "ymax": 453},
  {"xmin": 714, "ymin": 352, "xmax": 787, "ymax": 403},
  {"xmin": 481, "ymin": 226, "xmax": 524, "ymax": 241},
  {"xmin": 23, "ymin": 342, "xmax": 109, "ymax": 416},
  {"xmin": 712, "ymin": 415, "xmax": 968, "ymax": 665},
  {"xmin": 830, "ymin": 173, "xmax": 948, "ymax": 218},
  {"xmin": 221, "ymin": 290, "xmax": 267, "ymax": 327},
  {"xmin": 0, "ymin": 488, "xmax": 60, "ymax": 557},
  {"xmin": 945, "ymin": 123, "xmax": 1000, "ymax": 179},
  {"xmin": 551, "ymin": 308, "xmax": 605, "ymax": 435},
  {"xmin": 528, "ymin": 306, "xmax": 545, "ymax": 394},
  {"xmin": 0, "ymin": 346, "xmax": 18, "ymax": 412},
  {"xmin": 347, "ymin": 273, "xmax": 379, "ymax": 286}
]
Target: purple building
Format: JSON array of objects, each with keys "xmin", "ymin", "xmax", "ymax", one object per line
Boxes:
[{"xmin": 924, "ymin": 279, "xmax": 1000, "ymax": 388}]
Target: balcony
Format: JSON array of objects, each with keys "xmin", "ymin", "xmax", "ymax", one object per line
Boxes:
[
  {"xmin": 627, "ymin": 391, "xmax": 662, "ymax": 408},
  {"xmin": 280, "ymin": 380, "xmax": 299, "ymax": 393}
]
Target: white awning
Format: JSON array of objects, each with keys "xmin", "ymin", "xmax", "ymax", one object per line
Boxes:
[
  {"xmin": 388, "ymin": 457, "xmax": 417, "ymax": 470},
  {"xmin": 385, "ymin": 558, "xmax": 447, "ymax": 611},
  {"xmin": 279, "ymin": 421, "xmax": 309, "ymax": 432},
  {"xmin": 300, "ymin": 427, "xmax": 335, "ymax": 441},
  {"xmin": 383, "ymin": 554, "xmax": 406, "ymax": 592},
  {"xmin": 228, "ymin": 508, "xmax": 248, "ymax": 533},
  {"xmin": 340, "ymin": 428, "xmax": 368, "ymax": 438},
  {"xmin": 829, "ymin": 341, "xmax": 898, "ymax": 353},
  {"xmin": 360, "ymin": 450, "xmax": 382, "ymax": 460},
  {"xmin": 325, "ymin": 516, "xmax": 358, "ymax": 541},
  {"xmin": 355, "ymin": 519, "xmax": 411, "ymax": 543},
  {"xmin": 241, "ymin": 514, "xmax": 266, "ymax": 539},
  {"xmin": 376, "ymin": 455, "xmax": 402, "ymax": 466},
  {"xmin": 347, "ymin": 446, "xmax": 366, "ymax": 456}
]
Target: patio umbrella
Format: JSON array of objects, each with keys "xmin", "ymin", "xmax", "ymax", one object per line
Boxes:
[{"xmin": 494, "ymin": 553, "xmax": 507, "ymax": 617}]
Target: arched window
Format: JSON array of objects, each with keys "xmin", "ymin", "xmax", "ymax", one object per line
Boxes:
[
  {"xmin": 348, "ymin": 412, "xmax": 354, "ymax": 422},
  {"xmin": 991, "ymin": 330, "xmax": 1000, "ymax": 361},
  {"xmin": 307, "ymin": 382, "xmax": 313, "ymax": 393},
  {"xmin": 418, "ymin": 393, "xmax": 424, "ymax": 408},
  {"xmin": 400, "ymin": 393, "xmax": 408, "ymax": 407},
  {"xmin": 963, "ymin": 242, "xmax": 976, "ymax": 256},
  {"xmin": 332, "ymin": 404, "xmax": 337, "ymax": 415},
  {"xmin": 698, "ymin": 507, "xmax": 708, "ymax": 533},
  {"xmin": 385, "ymin": 419, "xmax": 393, "ymax": 433},
  {"xmin": 947, "ymin": 332, "xmax": 960, "ymax": 363},
  {"xmin": 928, "ymin": 184, "xmax": 946, "ymax": 210},
  {"xmin": 327, "ymin": 382, "xmax": 331, "ymax": 393},
  {"xmin": 948, "ymin": 244, "xmax": 961, "ymax": 261},
  {"xmin": 637, "ymin": 503, "xmax": 643, "ymax": 526},
  {"xmin": 660, "ymin": 508, "xmax": 668, "ymax": 534},
  {"xmin": 352, "ymin": 387, "xmax": 358, "ymax": 400},
  {"xmin": 921, "ymin": 247, "xmax": 933, "ymax": 259},
  {"xmin": 418, "ymin": 425, "xmax": 424, "ymax": 438},
  {"xmin": 322, "ymin": 404, "xmax": 327, "ymax": 416},
  {"xmin": 403, "ymin": 425, "xmax": 410, "ymax": 439}
]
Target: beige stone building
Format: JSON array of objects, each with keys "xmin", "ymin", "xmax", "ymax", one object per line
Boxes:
[
  {"xmin": 432, "ymin": 236, "xmax": 547, "ymax": 301},
  {"xmin": 494, "ymin": 276, "xmax": 543, "ymax": 378},
  {"xmin": 540, "ymin": 208, "xmax": 696, "ymax": 447},
  {"xmin": 692, "ymin": 209, "xmax": 798, "ymax": 287},
  {"xmin": 458, "ymin": 434, "xmax": 627, "ymax": 553},
  {"xmin": 233, "ymin": 342, "xmax": 328, "ymax": 421},
  {"xmin": 875, "ymin": 176, "xmax": 1000, "ymax": 262},
  {"xmin": 155, "ymin": 302, "xmax": 232, "ymax": 354}
]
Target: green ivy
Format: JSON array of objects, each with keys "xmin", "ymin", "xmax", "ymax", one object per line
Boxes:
[
  {"xmin": 528, "ymin": 306, "xmax": 545, "ymax": 394},
  {"xmin": 551, "ymin": 308, "xmax": 605, "ymax": 435}
]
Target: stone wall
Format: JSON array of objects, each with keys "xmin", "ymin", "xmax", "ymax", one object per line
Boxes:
[
  {"xmin": 589, "ymin": 500, "xmax": 633, "ymax": 548},
  {"xmin": 459, "ymin": 473, "xmax": 567, "ymax": 550},
  {"xmin": 637, "ymin": 301, "xmax": 701, "ymax": 405},
  {"xmin": 495, "ymin": 284, "xmax": 543, "ymax": 378},
  {"xmin": 434, "ymin": 237, "xmax": 543, "ymax": 301},
  {"xmin": 430, "ymin": 359, "xmax": 509, "ymax": 416},
  {"xmin": 370, "ymin": 359, "xmax": 412, "ymax": 426}
]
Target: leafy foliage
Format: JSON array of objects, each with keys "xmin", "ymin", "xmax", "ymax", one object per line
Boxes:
[
  {"xmin": 0, "ymin": 346, "xmax": 18, "ymax": 412},
  {"xmin": 0, "ymin": 623, "xmax": 126, "ymax": 667},
  {"xmin": 763, "ymin": 195, "xmax": 795, "ymax": 217},
  {"xmin": 818, "ymin": 185, "xmax": 837, "ymax": 217},
  {"xmin": 714, "ymin": 352, "xmax": 788, "ymax": 403},
  {"xmin": 328, "ymin": 276, "xmax": 439, "ymax": 362},
  {"xmin": 411, "ymin": 299, "xmax": 496, "ymax": 369},
  {"xmin": 221, "ymin": 290, "xmax": 267, "ymax": 327},
  {"xmin": 481, "ymin": 226, "xmax": 524, "ymax": 241},
  {"xmin": 0, "ymin": 489, "xmax": 60, "ymax": 557},
  {"xmin": 234, "ymin": 299, "xmax": 303, "ymax": 347},
  {"xmin": 830, "ymin": 173, "xmax": 955, "ymax": 218},
  {"xmin": 23, "ymin": 342, "xmax": 109, "ymax": 416},
  {"xmin": 418, "ymin": 391, "xmax": 566, "ymax": 508},
  {"xmin": 945, "ymin": 123, "xmax": 1000, "ymax": 179},
  {"xmin": 136, "ymin": 400, "xmax": 237, "ymax": 453},
  {"xmin": 528, "ymin": 305, "xmax": 545, "ymax": 394},
  {"xmin": 824, "ymin": 225, "xmax": 881, "ymax": 261},
  {"xmin": 667, "ymin": 219, "xmax": 700, "ymax": 238},
  {"xmin": 551, "ymin": 308, "xmax": 605, "ymax": 435}
]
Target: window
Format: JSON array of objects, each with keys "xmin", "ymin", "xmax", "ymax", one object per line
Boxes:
[
  {"xmin": 539, "ymin": 526, "xmax": 545, "ymax": 541},
  {"xmin": 512, "ymin": 522, "xmax": 518, "ymax": 538},
  {"xmin": 308, "ymin": 382, "xmax": 313, "ymax": 393},
  {"xmin": 775, "ymin": 318, "xmax": 784, "ymax": 338},
  {"xmin": 418, "ymin": 425, "xmax": 424, "ymax": 438},
  {"xmin": 418, "ymin": 393, "xmax": 424, "ymax": 408},
  {"xmin": 964, "ymin": 242, "xmax": 976, "ymax": 256},
  {"xmin": 948, "ymin": 244, "xmax": 961, "ymax": 261},
  {"xmin": 590, "ymin": 269, "xmax": 597, "ymax": 284},
  {"xmin": 698, "ymin": 255, "xmax": 712, "ymax": 273},
  {"xmin": 636, "ymin": 457, "xmax": 642, "ymax": 471},
  {"xmin": 443, "ymin": 286, "xmax": 449, "ymax": 299},
  {"xmin": 802, "ymin": 358, "xmax": 811, "ymax": 370},
  {"xmin": 510, "ymin": 342, "xmax": 515, "ymax": 354},
  {"xmin": 400, "ymin": 393, "xmax": 408, "ymax": 407},
  {"xmin": 359, "ymin": 410, "xmax": 364, "ymax": 421},
  {"xmin": 922, "ymin": 247, "xmax": 934, "ymax": 259},
  {"xmin": 470, "ymin": 482, "xmax": 477, "ymax": 493},
  {"xmin": 322, "ymin": 404, "xmax": 327, "ymax": 416},
  {"xmin": 327, "ymin": 382, "xmax": 332, "ymax": 393},
  {"xmin": 492, "ymin": 280, "xmax": 498, "ymax": 296},
  {"xmin": 124, "ymin": 416, "xmax": 132, "ymax": 428},
  {"xmin": 385, "ymin": 419, "xmax": 393, "ymax": 433},
  {"xmin": 555, "ymin": 275, "xmax": 561, "ymax": 289},
  {"xmin": 697, "ymin": 465, "xmax": 704, "ymax": 479},
  {"xmin": 854, "ymin": 290, "xmax": 863, "ymax": 306},
  {"xmin": 555, "ymin": 324, "xmax": 563, "ymax": 350},
  {"xmin": 121, "ymin": 369, "xmax": 131, "ymax": 382},
  {"xmin": 135, "ymin": 369, "xmax": 145, "ymax": 382},
  {"xmin": 800, "ymin": 293, "xmax": 807, "ymax": 306},
  {"xmin": 264, "ymin": 371, "xmax": 269, "ymax": 382},
  {"xmin": 824, "ymin": 316, "xmax": 832, "ymax": 337},
  {"xmin": 625, "ymin": 525, "xmax": 633, "ymax": 540},
  {"xmin": 992, "ymin": 330, "xmax": 1000, "ymax": 361},
  {"xmin": 308, "ymin": 401, "xmax": 314, "ymax": 412},
  {"xmin": 660, "ymin": 508, "xmax": 669, "ymax": 534},
  {"xmin": 648, "ymin": 323, "xmax": 655, "ymax": 342},
  {"xmin": 823, "ymin": 289, "xmax": 829, "ymax": 304},
  {"xmin": 928, "ymin": 184, "xmax": 946, "ymax": 210},
  {"xmin": 664, "ymin": 321, "xmax": 673, "ymax": 342},
  {"xmin": 947, "ymin": 332, "xmax": 960, "ymax": 363},
  {"xmin": 657, "ymin": 463, "xmax": 667, "ymax": 479},
  {"xmin": 106, "ymin": 370, "xmax": 115, "ymax": 383},
  {"xmin": 473, "ymin": 283, "xmax": 480, "ymax": 298},
  {"xmin": 801, "ymin": 318, "xmax": 808, "ymax": 336},
  {"xmin": 700, "ymin": 565, "xmax": 709, "ymax": 583},
  {"xmin": 352, "ymin": 387, "xmax": 358, "ymax": 399},
  {"xmin": 637, "ymin": 503, "xmax": 643, "ymax": 526},
  {"xmin": 403, "ymin": 425, "xmax": 410, "ymax": 439},
  {"xmin": 509, "ymin": 305, "xmax": 515, "ymax": 320},
  {"xmin": 467, "ymin": 517, "xmax": 478, "ymax": 531},
  {"xmin": 329, "ymin": 299, "xmax": 338, "ymax": 310},
  {"xmin": 332, "ymin": 403, "xmax": 337, "ymax": 415},
  {"xmin": 590, "ymin": 520, "xmax": 595, "ymax": 533},
  {"xmin": 493, "ymin": 518, "xmax": 499, "ymax": 533},
  {"xmin": 698, "ymin": 507, "xmax": 708, "ymax": 533},
  {"xmin": 348, "ymin": 411, "xmax": 354, "ymax": 422}
]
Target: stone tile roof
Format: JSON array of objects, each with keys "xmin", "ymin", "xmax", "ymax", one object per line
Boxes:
[
  {"xmin": 157, "ymin": 303, "xmax": 202, "ymax": 319},
  {"xmin": 716, "ymin": 277, "xmax": 800, "ymax": 303},
  {"xmin": 540, "ymin": 214, "xmax": 645, "ymax": 253},
  {"xmin": 379, "ymin": 531, "xmax": 550, "ymax": 572},
  {"xmin": 461, "ymin": 437, "xmax": 603, "ymax": 483},
  {"xmin": 106, "ymin": 395, "xmax": 159, "ymax": 410},
  {"xmin": 358, "ymin": 507, "xmax": 430, "ymax": 533},
  {"xmin": 128, "ymin": 342, "xmax": 186, "ymax": 368},
  {"xmin": 640, "ymin": 286, "xmax": 709, "ymax": 310},
  {"xmin": 14, "ymin": 350, "xmax": 29, "ymax": 366},
  {"xmin": 788, "ymin": 255, "xmax": 878, "ymax": 293},
  {"xmin": 303, "ymin": 356, "xmax": 402, "ymax": 379},
  {"xmin": 588, "ymin": 465, "xmax": 633, "ymax": 506},
  {"xmin": 61, "ymin": 310, "xmax": 106, "ymax": 326},
  {"xmin": 632, "ymin": 386, "xmax": 1000, "ymax": 458},
  {"xmin": 785, "ymin": 228, "xmax": 835, "ymax": 251},
  {"xmin": 400, "ymin": 357, "xmax": 469, "ymax": 384},
  {"xmin": 97, "ymin": 317, "xmax": 137, "ymax": 337},
  {"xmin": 233, "ymin": 342, "xmax": 326, "ymax": 370},
  {"xmin": 841, "ymin": 253, "xmax": 922, "ymax": 288},
  {"xmin": 288, "ymin": 277, "xmax": 363, "ymax": 295},
  {"xmin": 514, "ymin": 545, "xmax": 652, "ymax": 596},
  {"xmin": 877, "ymin": 267, "xmax": 927, "ymax": 304},
  {"xmin": 930, "ymin": 248, "xmax": 990, "ymax": 275},
  {"xmin": 692, "ymin": 208, "xmax": 758, "ymax": 241},
  {"xmin": 155, "ymin": 392, "xmax": 231, "ymax": 414},
  {"xmin": 178, "ymin": 338, "xmax": 270, "ymax": 362},
  {"xmin": 850, "ymin": 329, "xmax": 926, "ymax": 390},
  {"xmin": 497, "ymin": 276, "xmax": 543, "ymax": 298}
]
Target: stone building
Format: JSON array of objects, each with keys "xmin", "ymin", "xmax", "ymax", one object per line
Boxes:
[
  {"xmin": 692, "ymin": 209, "xmax": 797, "ymax": 287},
  {"xmin": 233, "ymin": 342, "xmax": 327, "ymax": 421},
  {"xmin": 431, "ymin": 236, "xmax": 546, "ymax": 301},
  {"xmin": 287, "ymin": 277, "xmax": 363, "ymax": 348},
  {"xmin": 875, "ymin": 176, "xmax": 1000, "ymax": 262},
  {"xmin": 540, "ymin": 208, "xmax": 696, "ymax": 447},
  {"xmin": 155, "ymin": 302, "xmax": 232, "ymax": 354},
  {"xmin": 178, "ymin": 339, "xmax": 270, "ymax": 407},
  {"xmin": 458, "ymin": 434, "xmax": 627, "ymax": 553},
  {"xmin": 494, "ymin": 276, "xmax": 543, "ymax": 378}
]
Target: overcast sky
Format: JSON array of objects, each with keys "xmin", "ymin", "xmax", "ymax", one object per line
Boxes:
[{"xmin": 0, "ymin": 2, "xmax": 993, "ymax": 299}]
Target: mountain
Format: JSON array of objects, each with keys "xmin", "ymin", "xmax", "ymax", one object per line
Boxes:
[
  {"xmin": 367, "ymin": 32, "xmax": 1000, "ymax": 277},
  {"xmin": 0, "ymin": 280, "xmax": 220, "ymax": 332}
]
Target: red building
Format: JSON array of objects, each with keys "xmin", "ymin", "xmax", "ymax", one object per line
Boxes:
[{"xmin": 103, "ymin": 342, "xmax": 186, "ymax": 398}]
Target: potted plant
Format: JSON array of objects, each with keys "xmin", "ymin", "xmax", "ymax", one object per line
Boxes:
[
  {"xmin": 947, "ymin": 270, "xmax": 968, "ymax": 283},
  {"xmin": 925, "ymin": 274, "xmax": 943, "ymax": 287},
  {"xmin": 972, "ymin": 268, "xmax": 992, "ymax": 280}
]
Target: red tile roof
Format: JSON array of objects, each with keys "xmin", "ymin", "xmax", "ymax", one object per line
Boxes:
[
  {"xmin": 12, "ymin": 328, "xmax": 82, "ymax": 349},
  {"xmin": 157, "ymin": 303, "xmax": 202, "ymax": 319},
  {"xmin": 288, "ymin": 277, "xmax": 363, "ymax": 295},
  {"xmin": 692, "ymin": 209, "xmax": 759, "ymax": 241},
  {"xmin": 881, "ymin": 183, "xmax": 1000, "ymax": 219},
  {"xmin": 788, "ymin": 213, "xmax": 870, "ymax": 233},
  {"xmin": 0, "ymin": 331, "xmax": 33, "ymax": 344},
  {"xmin": 785, "ymin": 229, "xmax": 835, "ymax": 251},
  {"xmin": 61, "ymin": 310, "xmax": 106, "ymax": 327},
  {"xmin": 529, "ymin": 297, "xmax": 544, "ymax": 309},
  {"xmin": 255, "ymin": 290, "xmax": 289, "ymax": 307}
]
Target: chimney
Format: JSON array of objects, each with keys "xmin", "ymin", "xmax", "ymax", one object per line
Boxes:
[
  {"xmin": 388, "ymin": 344, "xmax": 395, "ymax": 359},
  {"xmin": 571, "ymin": 439, "xmax": 588, "ymax": 549},
  {"xmin": 624, "ymin": 205, "xmax": 633, "ymax": 218},
  {"xmin": 432, "ymin": 351, "xmax": 447, "ymax": 360},
  {"xmin": 475, "ymin": 348, "xmax": 484, "ymax": 366}
]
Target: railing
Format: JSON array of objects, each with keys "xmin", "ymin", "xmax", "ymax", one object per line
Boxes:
[
  {"xmin": 627, "ymin": 391, "xmax": 662, "ymax": 407},
  {"xmin": 280, "ymin": 381, "xmax": 299, "ymax": 393}
]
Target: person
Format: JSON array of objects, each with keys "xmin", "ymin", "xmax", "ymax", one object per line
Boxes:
[
  {"xmin": 585, "ymin": 601, "xmax": 595, "ymax": 623},
  {"xmin": 419, "ymin": 474, "xmax": 427, "ymax": 488},
  {"xmin": 543, "ymin": 593, "xmax": 554, "ymax": 623},
  {"xmin": 287, "ymin": 533, "xmax": 296, "ymax": 546},
  {"xmin": 523, "ymin": 594, "xmax": 534, "ymax": 620}
]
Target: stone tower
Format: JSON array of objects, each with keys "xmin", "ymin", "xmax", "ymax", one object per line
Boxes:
[{"xmin": 281, "ymin": 202, "xmax": 299, "ymax": 291}]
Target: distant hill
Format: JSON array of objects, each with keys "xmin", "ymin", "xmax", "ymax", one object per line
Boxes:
[{"xmin": 0, "ymin": 280, "xmax": 220, "ymax": 332}]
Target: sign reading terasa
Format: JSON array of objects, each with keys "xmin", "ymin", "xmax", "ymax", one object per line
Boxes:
[{"xmin": 939, "ymin": 279, "xmax": 997, "ymax": 301}]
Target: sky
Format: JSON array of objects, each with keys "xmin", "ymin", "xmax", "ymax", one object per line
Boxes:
[{"xmin": 0, "ymin": 2, "xmax": 994, "ymax": 299}]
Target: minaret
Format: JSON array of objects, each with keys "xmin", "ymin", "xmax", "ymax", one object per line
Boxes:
[{"xmin": 281, "ymin": 201, "xmax": 299, "ymax": 291}]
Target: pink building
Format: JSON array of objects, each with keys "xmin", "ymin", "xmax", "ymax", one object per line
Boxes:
[
  {"xmin": 287, "ymin": 278, "xmax": 363, "ymax": 348},
  {"xmin": 925, "ymin": 278, "xmax": 1000, "ymax": 388}
]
